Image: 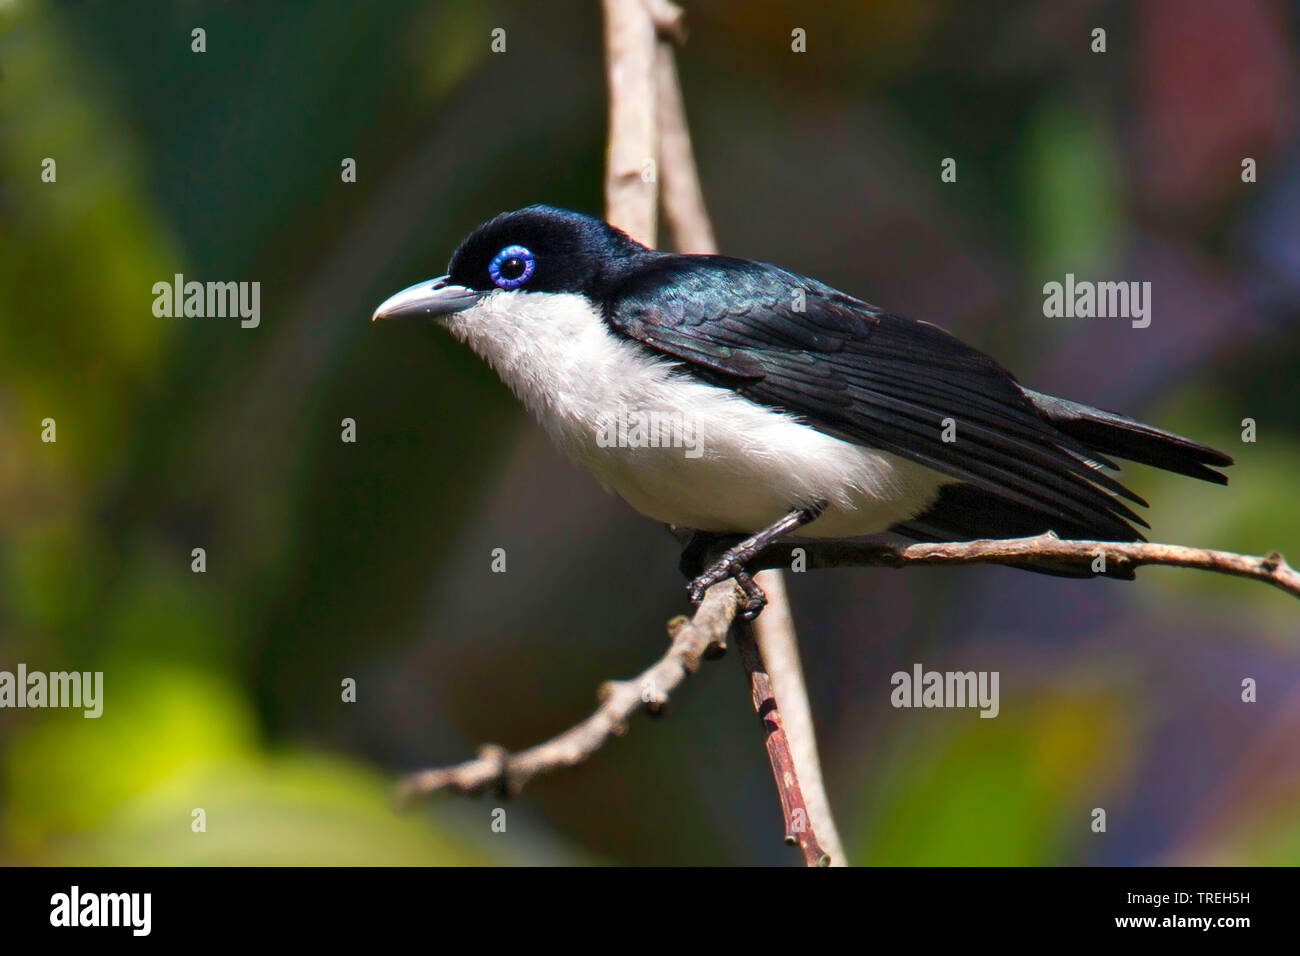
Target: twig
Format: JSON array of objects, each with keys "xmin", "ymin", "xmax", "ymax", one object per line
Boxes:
[
  {"xmin": 751, "ymin": 533, "xmax": 1300, "ymax": 599},
  {"xmin": 602, "ymin": 0, "xmax": 658, "ymax": 246},
  {"xmin": 644, "ymin": 0, "xmax": 688, "ymax": 44},
  {"xmin": 643, "ymin": 1, "xmax": 843, "ymax": 865},
  {"xmin": 396, "ymin": 583, "xmax": 740, "ymax": 801},
  {"xmin": 654, "ymin": 43, "xmax": 716, "ymax": 253},
  {"xmin": 397, "ymin": 530, "xmax": 1296, "ymax": 803},
  {"xmin": 745, "ymin": 570, "xmax": 847, "ymax": 865},
  {"xmin": 648, "ymin": 4, "xmax": 847, "ymax": 865},
  {"xmin": 737, "ymin": 622, "xmax": 830, "ymax": 866}
]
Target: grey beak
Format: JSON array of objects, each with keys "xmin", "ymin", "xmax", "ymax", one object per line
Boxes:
[{"xmin": 371, "ymin": 275, "xmax": 481, "ymax": 322}]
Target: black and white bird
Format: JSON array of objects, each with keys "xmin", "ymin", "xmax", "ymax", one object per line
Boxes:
[{"xmin": 373, "ymin": 205, "xmax": 1232, "ymax": 616}]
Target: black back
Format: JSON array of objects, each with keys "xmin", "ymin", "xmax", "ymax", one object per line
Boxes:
[{"xmin": 601, "ymin": 252, "xmax": 1152, "ymax": 541}]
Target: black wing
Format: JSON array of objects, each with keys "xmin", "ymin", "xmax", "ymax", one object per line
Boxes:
[{"xmin": 604, "ymin": 255, "xmax": 1229, "ymax": 545}]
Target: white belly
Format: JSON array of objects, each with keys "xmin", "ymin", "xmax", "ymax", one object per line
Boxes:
[
  {"xmin": 564, "ymin": 385, "xmax": 949, "ymax": 536},
  {"xmin": 446, "ymin": 290, "xmax": 951, "ymax": 537}
]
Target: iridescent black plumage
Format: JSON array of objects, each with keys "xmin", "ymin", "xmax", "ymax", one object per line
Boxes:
[{"xmin": 596, "ymin": 231, "xmax": 1231, "ymax": 554}]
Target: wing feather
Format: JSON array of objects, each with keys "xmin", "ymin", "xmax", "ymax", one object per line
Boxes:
[{"xmin": 604, "ymin": 256, "xmax": 1150, "ymax": 540}]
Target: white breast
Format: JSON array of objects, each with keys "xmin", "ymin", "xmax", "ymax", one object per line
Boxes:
[{"xmin": 444, "ymin": 290, "xmax": 950, "ymax": 537}]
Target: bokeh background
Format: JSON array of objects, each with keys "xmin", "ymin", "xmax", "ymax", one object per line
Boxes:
[{"xmin": 2, "ymin": 0, "xmax": 1298, "ymax": 866}]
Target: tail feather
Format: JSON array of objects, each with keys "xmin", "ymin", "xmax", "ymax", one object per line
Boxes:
[
  {"xmin": 887, "ymin": 389, "xmax": 1232, "ymax": 579},
  {"xmin": 889, "ymin": 484, "xmax": 1139, "ymax": 579},
  {"xmin": 1021, "ymin": 388, "xmax": 1233, "ymax": 485}
]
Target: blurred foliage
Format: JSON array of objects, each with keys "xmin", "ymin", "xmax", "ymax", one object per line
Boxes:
[
  {"xmin": 1, "ymin": 0, "xmax": 1297, "ymax": 865},
  {"xmin": 857, "ymin": 688, "xmax": 1133, "ymax": 864}
]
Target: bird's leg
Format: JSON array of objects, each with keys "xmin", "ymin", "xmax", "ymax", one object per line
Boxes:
[
  {"xmin": 686, "ymin": 503, "xmax": 825, "ymax": 619},
  {"xmin": 678, "ymin": 529, "xmax": 744, "ymax": 578}
]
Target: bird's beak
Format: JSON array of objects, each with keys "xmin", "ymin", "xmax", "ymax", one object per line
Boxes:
[{"xmin": 371, "ymin": 275, "xmax": 481, "ymax": 322}]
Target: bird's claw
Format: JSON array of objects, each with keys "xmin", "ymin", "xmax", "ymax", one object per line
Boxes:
[{"xmin": 687, "ymin": 558, "xmax": 768, "ymax": 620}]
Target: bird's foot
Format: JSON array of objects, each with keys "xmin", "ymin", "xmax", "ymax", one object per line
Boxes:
[
  {"xmin": 687, "ymin": 548, "xmax": 769, "ymax": 620},
  {"xmin": 681, "ymin": 504, "xmax": 827, "ymax": 621}
]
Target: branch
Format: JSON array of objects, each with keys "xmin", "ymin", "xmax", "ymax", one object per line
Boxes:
[
  {"xmin": 737, "ymin": 622, "xmax": 830, "ymax": 866},
  {"xmin": 653, "ymin": 41, "xmax": 716, "ymax": 253},
  {"xmin": 395, "ymin": 584, "xmax": 740, "ymax": 802},
  {"xmin": 395, "ymin": 533, "xmax": 1295, "ymax": 803},
  {"xmin": 648, "ymin": 3, "xmax": 848, "ymax": 865},
  {"xmin": 644, "ymin": 0, "xmax": 688, "ymax": 44},
  {"xmin": 750, "ymin": 533, "xmax": 1300, "ymax": 599},
  {"xmin": 744, "ymin": 569, "xmax": 847, "ymax": 865},
  {"xmin": 602, "ymin": 0, "xmax": 658, "ymax": 246}
]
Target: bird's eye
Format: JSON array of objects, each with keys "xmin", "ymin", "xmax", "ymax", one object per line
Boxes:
[{"xmin": 488, "ymin": 245, "xmax": 535, "ymax": 289}]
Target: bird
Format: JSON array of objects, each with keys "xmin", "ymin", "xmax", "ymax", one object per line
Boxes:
[{"xmin": 372, "ymin": 205, "xmax": 1232, "ymax": 617}]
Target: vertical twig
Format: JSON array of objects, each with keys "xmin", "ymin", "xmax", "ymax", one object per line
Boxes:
[
  {"xmin": 602, "ymin": 0, "xmax": 659, "ymax": 246},
  {"xmin": 606, "ymin": 0, "xmax": 847, "ymax": 866},
  {"xmin": 744, "ymin": 571, "xmax": 847, "ymax": 865},
  {"xmin": 738, "ymin": 622, "xmax": 830, "ymax": 866},
  {"xmin": 647, "ymin": 4, "xmax": 847, "ymax": 866},
  {"xmin": 654, "ymin": 43, "xmax": 716, "ymax": 254}
]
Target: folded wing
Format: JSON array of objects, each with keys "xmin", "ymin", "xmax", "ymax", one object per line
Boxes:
[{"xmin": 604, "ymin": 255, "xmax": 1231, "ymax": 554}]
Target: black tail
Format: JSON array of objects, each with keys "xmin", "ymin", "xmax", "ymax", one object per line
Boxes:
[
  {"xmin": 888, "ymin": 390, "xmax": 1233, "ymax": 580},
  {"xmin": 1021, "ymin": 389, "xmax": 1233, "ymax": 485}
]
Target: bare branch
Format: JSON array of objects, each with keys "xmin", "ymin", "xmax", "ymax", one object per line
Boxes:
[
  {"xmin": 648, "ymin": 9, "xmax": 846, "ymax": 865},
  {"xmin": 644, "ymin": 0, "xmax": 688, "ymax": 44},
  {"xmin": 609, "ymin": 0, "xmax": 844, "ymax": 865},
  {"xmin": 602, "ymin": 0, "xmax": 658, "ymax": 246},
  {"xmin": 397, "ymin": 530, "xmax": 1296, "ymax": 804},
  {"xmin": 746, "ymin": 570, "xmax": 847, "ymax": 865},
  {"xmin": 396, "ymin": 583, "xmax": 741, "ymax": 802},
  {"xmin": 654, "ymin": 43, "xmax": 716, "ymax": 254},
  {"xmin": 752, "ymin": 534, "xmax": 1300, "ymax": 599},
  {"xmin": 737, "ymin": 622, "xmax": 830, "ymax": 866}
]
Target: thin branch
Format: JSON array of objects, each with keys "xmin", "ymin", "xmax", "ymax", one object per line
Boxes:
[
  {"xmin": 737, "ymin": 622, "xmax": 830, "ymax": 866},
  {"xmin": 602, "ymin": 0, "xmax": 658, "ymax": 246},
  {"xmin": 653, "ymin": 42, "xmax": 716, "ymax": 254},
  {"xmin": 610, "ymin": 0, "xmax": 837, "ymax": 865},
  {"xmin": 745, "ymin": 570, "xmax": 847, "ymax": 865},
  {"xmin": 648, "ymin": 6, "xmax": 846, "ymax": 865},
  {"xmin": 750, "ymin": 533, "xmax": 1300, "ymax": 599},
  {"xmin": 644, "ymin": 0, "xmax": 688, "ymax": 44},
  {"xmin": 396, "ymin": 531, "xmax": 1296, "ymax": 803},
  {"xmin": 396, "ymin": 583, "xmax": 740, "ymax": 802}
]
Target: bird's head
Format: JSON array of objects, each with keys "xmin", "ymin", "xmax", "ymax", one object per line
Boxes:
[{"xmin": 371, "ymin": 205, "xmax": 647, "ymax": 323}]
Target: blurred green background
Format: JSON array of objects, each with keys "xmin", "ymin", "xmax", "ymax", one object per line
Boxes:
[{"xmin": 1, "ymin": 0, "xmax": 1297, "ymax": 865}]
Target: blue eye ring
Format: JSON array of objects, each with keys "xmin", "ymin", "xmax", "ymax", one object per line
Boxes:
[{"xmin": 489, "ymin": 245, "xmax": 535, "ymax": 289}]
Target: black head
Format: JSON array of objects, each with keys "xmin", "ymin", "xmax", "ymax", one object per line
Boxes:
[{"xmin": 446, "ymin": 205, "xmax": 650, "ymax": 297}]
